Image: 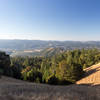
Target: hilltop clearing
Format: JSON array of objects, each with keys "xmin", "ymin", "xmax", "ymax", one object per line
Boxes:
[{"xmin": 0, "ymin": 76, "xmax": 100, "ymax": 100}]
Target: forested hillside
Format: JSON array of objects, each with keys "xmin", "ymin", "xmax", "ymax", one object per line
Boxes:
[{"xmin": 1, "ymin": 48, "xmax": 100, "ymax": 85}]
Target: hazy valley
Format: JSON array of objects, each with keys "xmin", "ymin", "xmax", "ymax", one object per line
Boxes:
[{"xmin": 1, "ymin": 40, "xmax": 100, "ymax": 57}]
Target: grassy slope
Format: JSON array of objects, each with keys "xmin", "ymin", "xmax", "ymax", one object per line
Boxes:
[
  {"xmin": 0, "ymin": 76, "xmax": 100, "ymax": 100},
  {"xmin": 76, "ymin": 63, "xmax": 100, "ymax": 85}
]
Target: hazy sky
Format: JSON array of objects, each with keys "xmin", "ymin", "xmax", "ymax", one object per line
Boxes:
[{"xmin": 0, "ymin": 0, "xmax": 100, "ymax": 41}]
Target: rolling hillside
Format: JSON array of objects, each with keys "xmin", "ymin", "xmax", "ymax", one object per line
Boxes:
[
  {"xmin": 10, "ymin": 47, "xmax": 64, "ymax": 57},
  {"xmin": 1, "ymin": 39, "xmax": 100, "ymax": 57},
  {"xmin": 76, "ymin": 63, "xmax": 100, "ymax": 85},
  {"xmin": 1, "ymin": 40, "xmax": 100, "ymax": 51},
  {"xmin": 0, "ymin": 76, "xmax": 100, "ymax": 100}
]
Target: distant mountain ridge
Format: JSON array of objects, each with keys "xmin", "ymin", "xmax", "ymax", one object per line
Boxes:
[
  {"xmin": 1, "ymin": 39, "xmax": 100, "ymax": 57},
  {"xmin": 0, "ymin": 39, "xmax": 100, "ymax": 50}
]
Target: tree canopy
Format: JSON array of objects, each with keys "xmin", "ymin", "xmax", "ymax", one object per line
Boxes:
[{"xmin": 1, "ymin": 48, "xmax": 100, "ymax": 85}]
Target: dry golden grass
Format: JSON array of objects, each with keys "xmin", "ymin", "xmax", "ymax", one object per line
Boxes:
[
  {"xmin": 0, "ymin": 76, "xmax": 100, "ymax": 100},
  {"xmin": 76, "ymin": 63, "xmax": 100, "ymax": 85},
  {"xmin": 1, "ymin": 63, "xmax": 100, "ymax": 100}
]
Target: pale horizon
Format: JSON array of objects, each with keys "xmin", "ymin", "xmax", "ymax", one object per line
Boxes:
[{"xmin": 0, "ymin": 33, "xmax": 100, "ymax": 41}]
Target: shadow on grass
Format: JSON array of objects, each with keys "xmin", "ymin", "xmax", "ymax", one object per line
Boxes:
[{"xmin": 77, "ymin": 66, "xmax": 100, "ymax": 82}]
